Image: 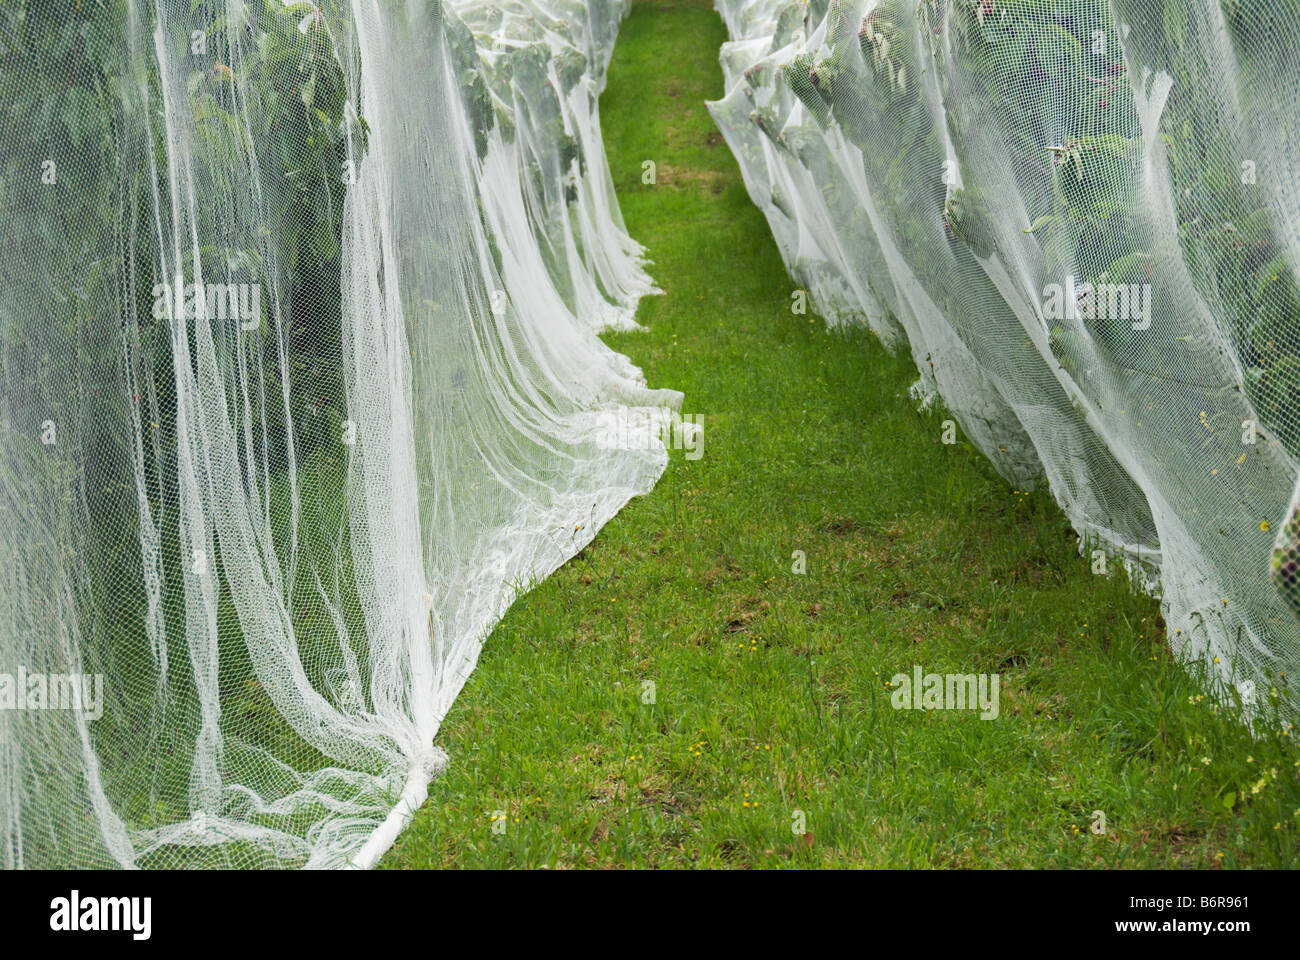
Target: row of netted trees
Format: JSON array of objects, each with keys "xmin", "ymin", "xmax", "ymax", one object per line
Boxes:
[
  {"xmin": 0, "ymin": 0, "xmax": 677, "ymax": 869},
  {"xmin": 709, "ymin": 0, "xmax": 1300, "ymax": 721}
]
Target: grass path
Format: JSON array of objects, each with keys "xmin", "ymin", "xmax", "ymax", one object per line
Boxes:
[{"xmin": 381, "ymin": 0, "xmax": 1299, "ymax": 868}]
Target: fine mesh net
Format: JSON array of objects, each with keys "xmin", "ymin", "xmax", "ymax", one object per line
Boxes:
[
  {"xmin": 0, "ymin": 0, "xmax": 678, "ymax": 869},
  {"xmin": 708, "ymin": 0, "xmax": 1300, "ymax": 719}
]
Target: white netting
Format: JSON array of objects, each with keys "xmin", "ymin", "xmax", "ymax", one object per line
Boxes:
[
  {"xmin": 0, "ymin": 0, "xmax": 677, "ymax": 868},
  {"xmin": 708, "ymin": 0, "xmax": 1300, "ymax": 717}
]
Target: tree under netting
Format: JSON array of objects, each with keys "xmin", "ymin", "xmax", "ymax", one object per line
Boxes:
[
  {"xmin": 708, "ymin": 0, "xmax": 1300, "ymax": 722},
  {"xmin": 0, "ymin": 0, "xmax": 680, "ymax": 869}
]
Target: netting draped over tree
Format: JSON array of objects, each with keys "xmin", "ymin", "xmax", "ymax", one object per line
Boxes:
[
  {"xmin": 0, "ymin": 0, "xmax": 677, "ymax": 869},
  {"xmin": 708, "ymin": 0, "xmax": 1300, "ymax": 716}
]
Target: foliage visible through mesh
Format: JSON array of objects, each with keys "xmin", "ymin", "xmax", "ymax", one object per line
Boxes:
[
  {"xmin": 708, "ymin": 0, "xmax": 1300, "ymax": 720},
  {"xmin": 0, "ymin": 0, "xmax": 678, "ymax": 869}
]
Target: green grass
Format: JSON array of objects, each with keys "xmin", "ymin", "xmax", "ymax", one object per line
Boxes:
[{"xmin": 380, "ymin": 0, "xmax": 1300, "ymax": 869}]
